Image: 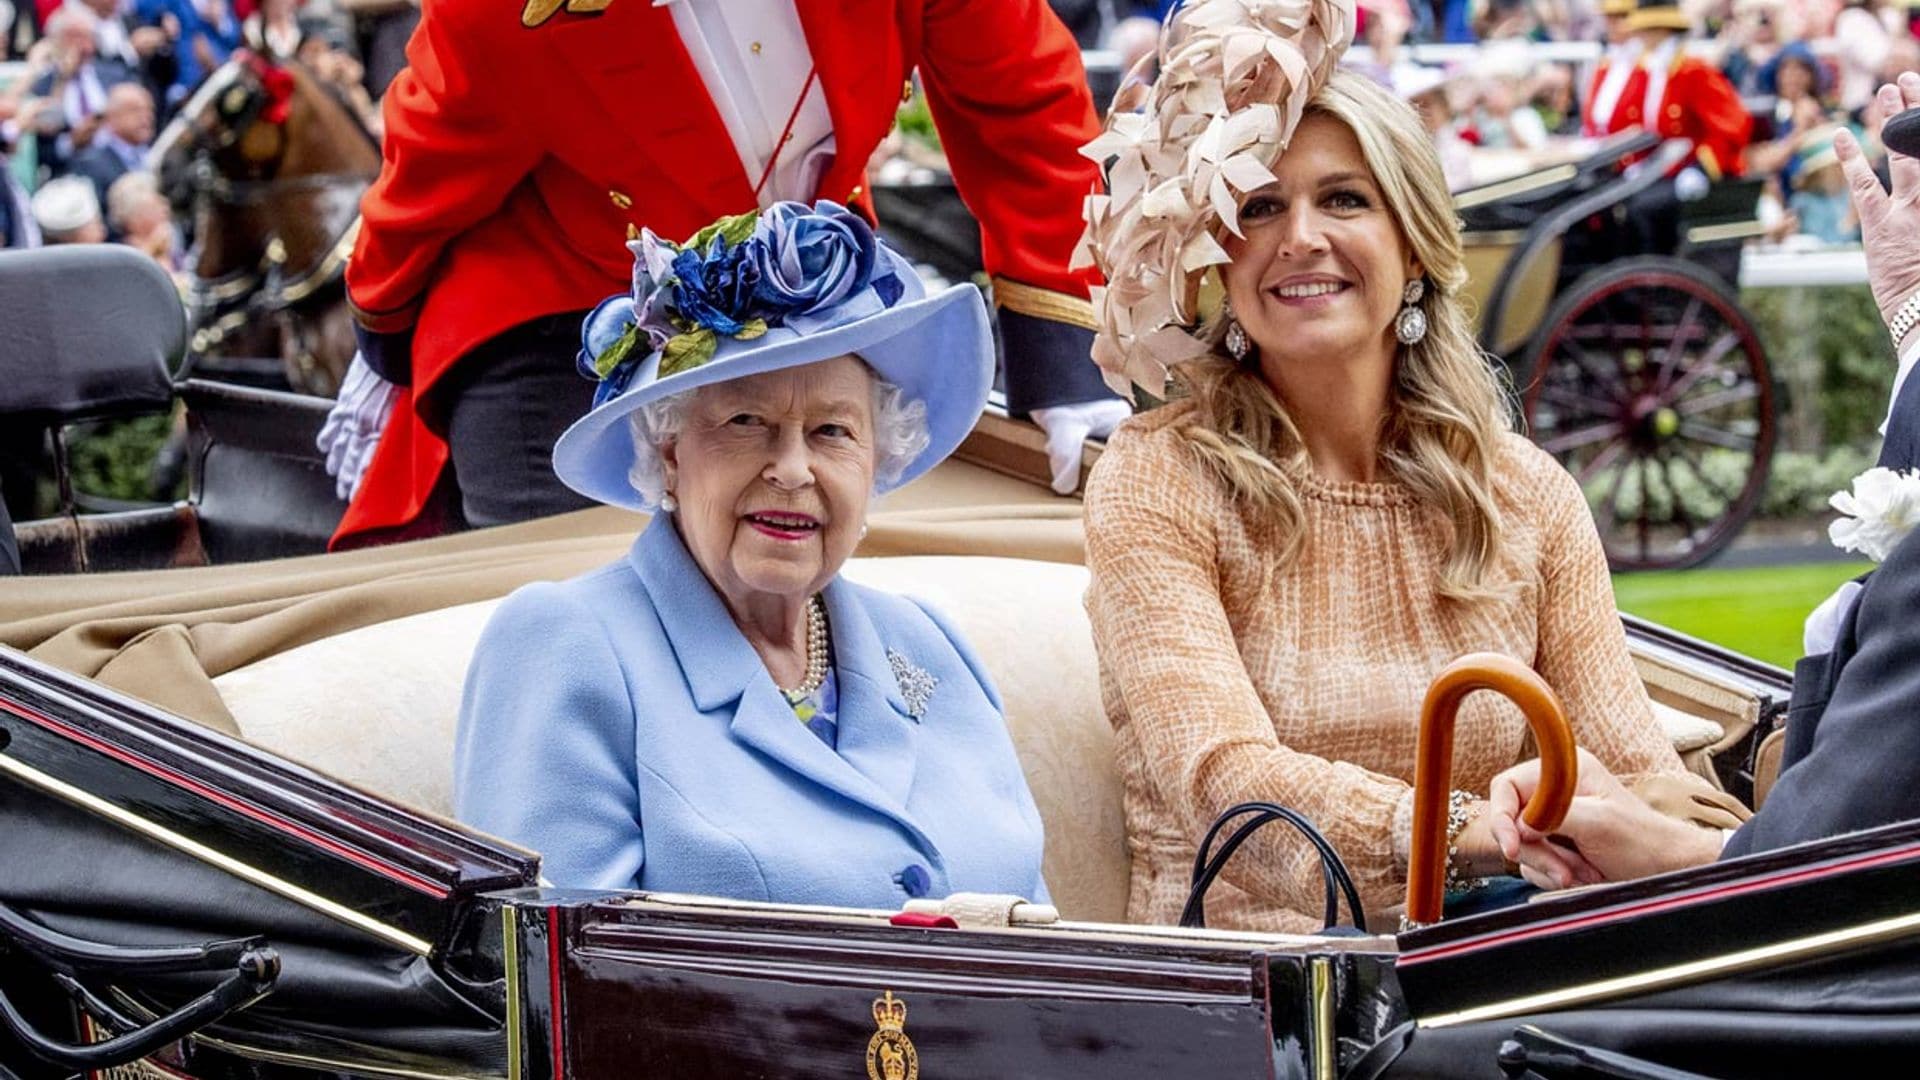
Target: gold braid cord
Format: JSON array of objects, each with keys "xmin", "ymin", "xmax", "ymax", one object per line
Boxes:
[
  {"xmin": 1072, "ymin": 0, "xmax": 1357, "ymax": 402},
  {"xmin": 991, "ymin": 277, "xmax": 1099, "ymax": 331}
]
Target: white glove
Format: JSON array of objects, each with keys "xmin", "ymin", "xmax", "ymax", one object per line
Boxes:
[
  {"xmin": 316, "ymin": 352, "xmax": 400, "ymax": 502},
  {"xmin": 1674, "ymin": 166, "xmax": 1710, "ymax": 203},
  {"xmin": 1031, "ymin": 399, "xmax": 1132, "ymax": 495}
]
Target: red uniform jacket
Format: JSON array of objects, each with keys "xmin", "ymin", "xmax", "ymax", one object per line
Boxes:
[
  {"xmin": 339, "ymin": 0, "xmax": 1100, "ymax": 546},
  {"xmin": 1597, "ymin": 51, "xmax": 1751, "ymax": 178},
  {"xmin": 1583, "ymin": 58, "xmax": 1650, "ymax": 138},
  {"xmin": 1650, "ymin": 55, "xmax": 1751, "ymax": 179}
]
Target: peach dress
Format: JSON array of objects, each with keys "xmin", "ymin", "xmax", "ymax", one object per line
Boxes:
[{"xmin": 1084, "ymin": 401, "xmax": 1684, "ymax": 933}]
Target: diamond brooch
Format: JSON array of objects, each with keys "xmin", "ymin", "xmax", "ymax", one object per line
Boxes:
[{"xmin": 887, "ymin": 649, "xmax": 939, "ymax": 719}]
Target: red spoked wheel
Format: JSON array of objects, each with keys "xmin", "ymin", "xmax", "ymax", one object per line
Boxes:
[{"xmin": 1521, "ymin": 257, "xmax": 1776, "ymax": 572}]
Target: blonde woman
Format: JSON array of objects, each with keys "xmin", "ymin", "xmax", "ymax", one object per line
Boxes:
[{"xmin": 1078, "ymin": 0, "xmax": 1696, "ymax": 933}]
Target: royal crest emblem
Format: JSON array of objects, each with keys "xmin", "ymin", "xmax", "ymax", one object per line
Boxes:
[{"xmin": 865, "ymin": 991, "xmax": 919, "ymax": 1080}]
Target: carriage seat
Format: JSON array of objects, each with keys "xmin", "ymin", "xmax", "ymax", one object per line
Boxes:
[
  {"xmin": 211, "ymin": 555, "xmax": 1134, "ymax": 922},
  {"xmin": 0, "ymin": 246, "xmax": 342, "ymax": 572},
  {"xmin": 0, "ymin": 246, "xmax": 179, "ymax": 427},
  {"xmin": 209, "ymin": 554, "xmax": 1748, "ymax": 926},
  {"xmin": 0, "ymin": 246, "xmax": 182, "ymax": 572}
]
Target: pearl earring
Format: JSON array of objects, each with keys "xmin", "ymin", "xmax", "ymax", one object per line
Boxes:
[
  {"xmin": 1395, "ymin": 278, "xmax": 1428, "ymax": 347},
  {"xmin": 659, "ymin": 492, "xmax": 678, "ymax": 512}
]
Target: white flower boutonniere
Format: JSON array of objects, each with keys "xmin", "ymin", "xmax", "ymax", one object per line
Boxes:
[{"xmin": 1829, "ymin": 467, "xmax": 1920, "ymax": 562}]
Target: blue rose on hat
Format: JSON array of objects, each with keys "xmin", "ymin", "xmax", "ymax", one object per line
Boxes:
[
  {"xmin": 673, "ymin": 241, "xmax": 761, "ymax": 336},
  {"xmin": 752, "ymin": 200, "xmax": 878, "ymax": 314},
  {"xmin": 555, "ymin": 200, "xmax": 994, "ymax": 511}
]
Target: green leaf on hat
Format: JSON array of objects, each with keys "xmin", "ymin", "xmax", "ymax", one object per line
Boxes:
[
  {"xmin": 659, "ymin": 328, "xmax": 718, "ymax": 376},
  {"xmin": 686, "ymin": 210, "xmax": 761, "ymax": 253},
  {"xmin": 734, "ymin": 317, "xmax": 768, "ymax": 341},
  {"xmin": 591, "ymin": 323, "xmax": 641, "ymax": 378}
]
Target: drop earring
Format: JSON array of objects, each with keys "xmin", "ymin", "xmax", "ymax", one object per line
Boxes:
[
  {"xmin": 1223, "ymin": 302, "xmax": 1250, "ymax": 361},
  {"xmin": 659, "ymin": 492, "xmax": 679, "ymax": 512},
  {"xmin": 1394, "ymin": 278, "xmax": 1428, "ymax": 346}
]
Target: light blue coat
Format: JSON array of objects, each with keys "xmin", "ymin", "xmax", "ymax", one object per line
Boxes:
[{"xmin": 454, "ymin": 515, "xmax": 1049, "ymax": 909}]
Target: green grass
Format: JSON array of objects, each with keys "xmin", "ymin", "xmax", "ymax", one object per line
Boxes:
[{"xmin": 1612, "ymin": 561, "xmax": 1873, "ymax": 670}]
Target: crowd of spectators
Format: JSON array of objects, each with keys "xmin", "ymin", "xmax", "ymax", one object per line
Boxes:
[
  {"xmin": 0, "ymin": 0, "xmax": 412, "ymax": 268},
  {"xmin": 1066, "ymin": 0, "xmax": 1914, "ymax": 246}
]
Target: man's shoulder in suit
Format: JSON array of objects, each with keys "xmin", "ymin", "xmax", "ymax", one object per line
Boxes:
[
  {"xmin": 1724, "ymin": 525, "xmax": 1920, "ymax": 859},
  {"xmin": 66, "ymin": 146, "xmax": 127, "ymax": 200}
]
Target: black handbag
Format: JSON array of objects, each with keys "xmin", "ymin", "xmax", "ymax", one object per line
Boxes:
[{"xmin": 1179, "ymin": 801, "xmax": 1367, "ymax": 933}]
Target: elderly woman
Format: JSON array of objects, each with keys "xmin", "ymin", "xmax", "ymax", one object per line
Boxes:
[
  {"xmin": 1077, "ymin": 0, "xmax": 1703, "ymax": 933},
  {"xmin": 454, "ymin": 202, "xmax": 1048, "ymax": 908}
]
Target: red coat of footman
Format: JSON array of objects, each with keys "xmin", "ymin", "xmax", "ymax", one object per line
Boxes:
[{"xmin": 1590, "ymin": 52, "xmax": 1750, "ymax": 177}]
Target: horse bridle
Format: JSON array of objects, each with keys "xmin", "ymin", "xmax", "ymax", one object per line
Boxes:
[{"xmin": 180, "ymin": 57, "xmax": 376, "ymax": 361}]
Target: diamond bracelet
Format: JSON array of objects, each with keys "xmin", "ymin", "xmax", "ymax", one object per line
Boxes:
[{"xmin": 1444, "ymin": 790, "xmax": 1484, "ymax": 893}]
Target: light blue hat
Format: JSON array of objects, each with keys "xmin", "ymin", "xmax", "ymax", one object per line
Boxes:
[{"xmin": 553, "ymin": 201, "xmax": 992, "ymax": 512}]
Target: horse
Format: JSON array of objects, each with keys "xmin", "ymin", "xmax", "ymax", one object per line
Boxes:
[{"xmin": 152, "ymin": 50, "xmax": 380, "ymax": 397}]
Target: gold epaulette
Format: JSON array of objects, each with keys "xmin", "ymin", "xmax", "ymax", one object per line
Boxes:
[
  {"xmin": 522, "ymin": 0, "xmax": 614, "ymax": 29},
  {"xmin": 1696, "ymin": 144, "xmax": 1723, "ymax": 181}
]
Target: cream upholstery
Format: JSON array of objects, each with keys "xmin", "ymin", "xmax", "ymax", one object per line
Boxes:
[
  {"xmin": 213, "ymin": 556, "xmax": 1133, "ymax": 923},
  {"xmin": 214, "ymin": 599, "xmax": 499, "ymax": 819}
]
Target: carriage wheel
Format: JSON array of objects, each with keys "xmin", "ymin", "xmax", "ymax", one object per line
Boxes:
[{"xmin": 1520, "ymin": 256, "xmax": 1775, "ymax": 572}]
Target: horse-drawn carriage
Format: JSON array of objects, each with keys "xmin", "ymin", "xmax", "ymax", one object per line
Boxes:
[
  {"xmin": 4, "ymin": 242, "xmax": 1920, "ymax": 1080},
  {"xmin": 1454, "ymin": 132, "xmax": 1774, "ymax": 572}
]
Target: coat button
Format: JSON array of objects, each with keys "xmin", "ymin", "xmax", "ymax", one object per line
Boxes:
[
  {"xmin": 1667, "ymin": 104, "xmax": 1681, "ymax": 119},
  {"xmin": 897, "ymin": 864, "xmax": 931, "ymax": 898},
  {"xmin": 849, "ymin": 184, "xmax": 864, "ymax": 199},
  {"xmin": 609, "ymin": 190, "xmax": 633, "ymax": 210}
]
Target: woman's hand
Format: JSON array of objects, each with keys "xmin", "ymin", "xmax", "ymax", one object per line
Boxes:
[
  {"xmin": 1487, "ymin": 750, "xmax": 1722, "ymax": 888},
  {"xmin": 69, "ymin": 113, "xmax": 101, "ymax": 150},
  {"xmin": 1452, "ymin": 802, "xmax": 1523, "ymax": 880}
]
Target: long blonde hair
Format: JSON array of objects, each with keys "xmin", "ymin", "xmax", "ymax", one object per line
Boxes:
[{"xmin": 1175, "ymin": 70, "xmax": 1513, "ymax": 602}]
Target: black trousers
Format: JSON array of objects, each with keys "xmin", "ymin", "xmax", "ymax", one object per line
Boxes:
[
  {"xmin": 426, "ymin": 311, "xmax": 599, "ymax": 531},
  {"xmin": 0, "ymin": 488, "xmax": 17, "ymax": 575},
  {"xmin": 1622, "ymin": 181, "xmax": 1682, "ymax": 258},
  {"xmin": 0, "ymin": 426, "xmax": 46, "ymax": 523}
]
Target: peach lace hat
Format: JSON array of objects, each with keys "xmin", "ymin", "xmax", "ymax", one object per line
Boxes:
[{"xmin": 1073, "ymin": 0, "xmax": 1358, "ymax": 401}]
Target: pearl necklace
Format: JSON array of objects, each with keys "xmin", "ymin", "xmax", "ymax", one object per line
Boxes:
[{"xmin": 777, "ymin": 595, "xmax": 829, "ymax": 702}]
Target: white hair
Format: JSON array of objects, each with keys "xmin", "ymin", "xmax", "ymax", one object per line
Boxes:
[
  {"xmin": 46, "ymin": 4, "xmax": 97, "ymax": 36},
  {"xmin": 106, "ymin": 169, "xmax": 159, "ymax": 230},
  {"xmin": 625, "ymin": 367, "xmax": 931, "ymax": 508}
]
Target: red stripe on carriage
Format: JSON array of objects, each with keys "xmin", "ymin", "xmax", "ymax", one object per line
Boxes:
[
  {"xmin": 549, "ymin": 906, "xmax": 567, "ymax": 1080},
  {"xmin": 1398, "ymin": 841, "xmax": 1920, "ymax": 967},
  {"xmin": 0, "ymin": 697, "xmax": 451, "ymax": 899}
]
